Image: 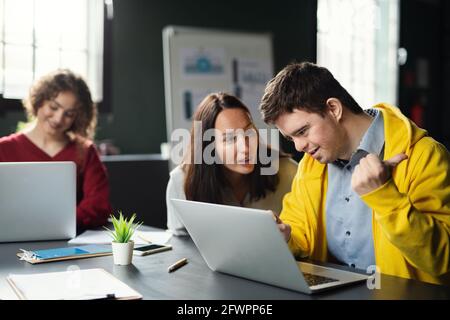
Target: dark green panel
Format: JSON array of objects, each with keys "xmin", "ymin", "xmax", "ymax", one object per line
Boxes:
[
  {"xmin": 0, "ymin": 111, "xmax": 26, "ymax": 137},
  {"xmin": 398, "ymin": 0, "xmax": 443, "ymax": 142}
]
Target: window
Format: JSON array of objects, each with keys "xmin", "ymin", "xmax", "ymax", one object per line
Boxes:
[
  {"xmin": 0, "ymin": 0, "xmax": 104, "ymax": 101},
  {"xmin": 317, "ymin": 0, "xmax": 399, "ymax": 108}
]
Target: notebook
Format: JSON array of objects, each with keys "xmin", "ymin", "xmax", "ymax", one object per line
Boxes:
[
  {"xmin": 17, "ymin": 245, "xmax": 112, "ymax": 264},
  {"xmin": 7, "ymin": 268, "xmax": 143, "ymax": 300}
]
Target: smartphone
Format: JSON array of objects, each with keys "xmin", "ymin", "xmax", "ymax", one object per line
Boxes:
[{"xmin": 133, "ymin": 244, "xmax": 172, "ymax": 256}]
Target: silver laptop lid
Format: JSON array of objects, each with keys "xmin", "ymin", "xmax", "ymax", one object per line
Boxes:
[
  {"xmin": 0, "ymin": 162, "xmax": 76, "ymax": 242},
  {"xmin": 170, "ymin": 198, "xmax": 311, "ymax": 293}
]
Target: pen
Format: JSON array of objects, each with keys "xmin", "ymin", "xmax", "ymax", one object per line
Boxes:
[{"xmin": 168, "ymin": 258, "xmax": 188, "ymax": 273}]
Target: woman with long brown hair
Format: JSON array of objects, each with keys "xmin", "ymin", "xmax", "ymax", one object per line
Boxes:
[
  {"xmin": 0, "ymin": 69, "xmax": 112, "ymax": 231},
  {"xmin": 166, "ymin": 92, "xmax": 297, "ymax": 235}
]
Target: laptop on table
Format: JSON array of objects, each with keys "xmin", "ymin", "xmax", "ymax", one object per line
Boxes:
[
  {"xmin": 170, "ymin": 198, "xmax": 368, "ymax": 294},
  {"xmin": 0, "ymin": 162, "xmax": 76, "ymax": 243}
]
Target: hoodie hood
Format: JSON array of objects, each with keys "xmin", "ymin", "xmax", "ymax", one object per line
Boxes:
[{"xmin": 374, "ymin": 103, "xmax": 428, "ymax": 159}]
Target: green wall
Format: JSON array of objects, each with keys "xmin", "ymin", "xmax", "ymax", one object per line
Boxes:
[
  {"xmin": 1, "ymin": 0, "xmax": 317, "ymax": 154},
  {"xmin": 0, "ymin": 111, "xmax": 24, "ymax": 136}
]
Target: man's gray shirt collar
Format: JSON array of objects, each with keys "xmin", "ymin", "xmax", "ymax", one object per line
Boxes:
[{"xmin": 333, "ymin": 109, "xmax": 385, "ymax": 170}]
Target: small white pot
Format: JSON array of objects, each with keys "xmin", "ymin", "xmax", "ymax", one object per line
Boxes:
[{"xmin": 111, "ymin": 241, "xmax": 134, "ymax": 265}]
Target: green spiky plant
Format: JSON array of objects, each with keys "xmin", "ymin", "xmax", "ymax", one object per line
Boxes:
[{"xmin": 104, "ymin": 211, "xmax": 143, "ymax": 243}]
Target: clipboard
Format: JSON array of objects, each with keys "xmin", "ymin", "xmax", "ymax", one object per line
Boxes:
[
  {"xmin": 7, "ymin": 268, "xmax": 143, "ymax": 300},
  {"xmin": 17, "ymin": 245, "xmax": 112, "ymax": 264}
]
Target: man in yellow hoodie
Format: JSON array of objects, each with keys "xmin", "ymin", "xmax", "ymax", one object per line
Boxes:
[{"xmin": 260, "ymin": 62, "xmax": 450, "ymax": 285}]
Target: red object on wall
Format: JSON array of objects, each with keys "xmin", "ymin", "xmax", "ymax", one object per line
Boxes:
[
  {"xmin": 410, "ymin": 102, "xmax": 424, "ymax": 128},
  {"xmin": 404, "ymin": 71, "xmax": 415, "ymax": 87}
]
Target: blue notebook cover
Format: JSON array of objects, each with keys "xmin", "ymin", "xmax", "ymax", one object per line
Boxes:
[{"xmin": 33, "ymin": 245, "xmax": 111, "ymax": 260}]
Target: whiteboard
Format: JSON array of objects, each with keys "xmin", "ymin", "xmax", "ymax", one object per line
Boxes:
[{"xmin": 163, "ymin": 26, "xmax": 274, "ymax": 143}]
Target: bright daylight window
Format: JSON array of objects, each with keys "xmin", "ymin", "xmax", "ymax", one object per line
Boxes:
[
  {"xmin": 317, "ymin": 0, "xmax": 399, "ymax": 108},
  {"xmin": 0, "ymin": 0, "xmax": 104, "ymax": 101}
]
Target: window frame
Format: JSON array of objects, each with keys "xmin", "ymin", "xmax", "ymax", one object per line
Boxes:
[{"xmin": 0, "ymin": 1, "xmax": 112, "ymax": 115}]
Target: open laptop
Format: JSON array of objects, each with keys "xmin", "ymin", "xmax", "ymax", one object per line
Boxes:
[
  {"xmin": 0, "ymin": 162, "xmax": 77, "ymax": 242},
  {"xmin": 170, "ymin": 198, "xmax": 368, "ymax": 294}
]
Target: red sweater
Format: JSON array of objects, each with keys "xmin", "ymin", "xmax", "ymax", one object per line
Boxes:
[{"xmin": 0, "ymin": 133, "xmax": 112, "ymax": 230}]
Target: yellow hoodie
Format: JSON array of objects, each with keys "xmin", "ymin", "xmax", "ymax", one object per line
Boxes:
[{"xmin": 281, "ymin": 103, "xmax": 450, "ymax": 285}]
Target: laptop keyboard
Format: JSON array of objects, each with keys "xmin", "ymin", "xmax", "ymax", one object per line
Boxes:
[{"xmin": 303, "ymin": 272, "xmax": 339, "ymax": 287}]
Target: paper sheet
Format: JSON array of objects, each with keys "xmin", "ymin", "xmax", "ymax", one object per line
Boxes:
[
  {"xmin": 68, "ymin": 230, "xmax": 172, "ymax": 245},
  {"xmin": 7, "ymin": 268, "xmax": 142, "ymax": 300},
  {"xmin": 0, "ymin": 279, "xmax": 19, "ymax": 300}
]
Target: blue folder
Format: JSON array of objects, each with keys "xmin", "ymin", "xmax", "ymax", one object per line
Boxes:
[
  {"xmin": 18, "ymin": 245, "xmax": 112, "ymax": 264},
  {"xmin": 33, "ymin": 245, "xmax": 112, "ymax": 260}
]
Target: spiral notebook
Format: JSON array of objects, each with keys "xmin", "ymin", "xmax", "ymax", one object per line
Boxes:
[{"xmin": 7, "ymin": 268, "xmax": 142, "ymax": 300}]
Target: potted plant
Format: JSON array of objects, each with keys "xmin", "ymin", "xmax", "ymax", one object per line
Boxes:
[{"xmin": 104, "ymin": 212, "xmax": 142, "ymax": 265}]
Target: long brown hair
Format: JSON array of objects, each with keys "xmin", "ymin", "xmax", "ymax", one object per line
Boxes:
[{"xmin": 183, "ymin": 92, "xmax": 279, "ymax": 204}]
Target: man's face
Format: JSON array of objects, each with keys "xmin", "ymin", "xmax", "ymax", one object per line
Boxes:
[{"xmin": 274, "ymin": 108, "xmax": 346, "ymax": 164}]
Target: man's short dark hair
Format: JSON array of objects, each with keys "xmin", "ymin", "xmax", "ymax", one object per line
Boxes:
[{"xmin": 260, "ymin": 62, "xmax": 363, "ymax": 124}]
